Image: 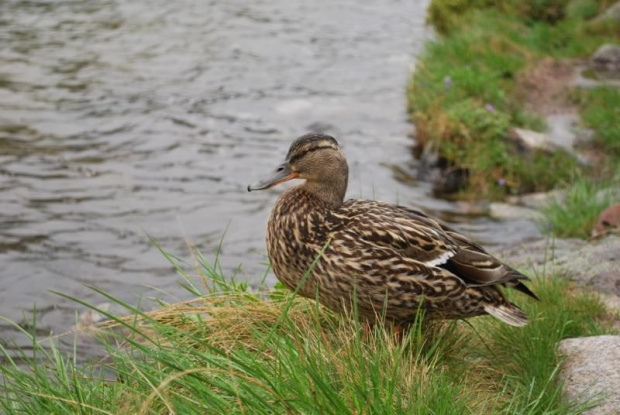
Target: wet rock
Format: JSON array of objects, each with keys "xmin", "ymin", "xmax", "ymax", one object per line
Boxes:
[
  {"xmin": 593, "ymin": 203, "xmax": 620, "ymax": 237},
  {"xmin": 431, "ymin": 167, "xmax": 469, "ymax": 195},
  {"xmin": 595, "ymin": 2, "xmax": 620, "ymax": 23},
  {"xmin": 590, "ymin": 44, "xmax": 620, "ymax": 77},
  {"xmin": 506, "ymin": 190, "xmax": 566, "ymax": 210},
  {"xmin": 495, "ymin": 235, "xmax": 620, "ymax": 295},
  {"xmin": 455, "ymin": 201, "xmax": 490, "ymax": 216},
  {"xmin": 414, "ymin": 144, "xmax": 469, "ymax": 194},
  {"xmin": 489, "ymin": 202, "xmax": 545, "ymax": 221},
  {"xmin": 558, "ymin": 335, "xmax": 620, "ymax": 415},
  {"xmin": 305, "ymin": 121, "xmax": 335, "ymax": 133},
  {"xmin": 76, "ymin": 302, "xmax": 125, "ymax": 332}
]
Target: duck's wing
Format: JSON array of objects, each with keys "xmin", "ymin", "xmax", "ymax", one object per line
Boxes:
[
  {"xmin": 436, "ymin": 223, "xmax": 538, "ymax": 300},
  {"xmin": 333, "ymin": 200, "xmax": 537, "ymax": 300},
  {"xmin": 330, "ymin": 200, "xmax": 460, "ymax": 269}
]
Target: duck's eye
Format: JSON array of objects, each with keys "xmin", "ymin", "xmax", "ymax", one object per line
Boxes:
[{"xmin": 277, "ymin": 166, "xmax": 284, "ymax": 172}]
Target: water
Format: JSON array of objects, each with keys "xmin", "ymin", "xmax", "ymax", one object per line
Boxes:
[{"xmin": 0, "ymin": 0, "xmax": 540, "ymax": 355}]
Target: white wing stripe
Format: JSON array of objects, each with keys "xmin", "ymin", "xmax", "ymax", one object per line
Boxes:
[{"xmin": 425, "ymin": 251, "xmax": 455, "ymax": 267}]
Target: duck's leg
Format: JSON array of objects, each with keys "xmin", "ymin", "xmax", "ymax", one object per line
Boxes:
[
  {"xmin": 362, "ymin": 321, "xmax": 373, "ymax": 340},
  {"xmin": 392, "ymin": 324, "xmax": 405, "ymax": 341}
]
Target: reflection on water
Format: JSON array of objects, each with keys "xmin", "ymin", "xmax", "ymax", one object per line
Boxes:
[{"xmin": 0, "ymin": 0, "xmax": 540, "ymax": 356}]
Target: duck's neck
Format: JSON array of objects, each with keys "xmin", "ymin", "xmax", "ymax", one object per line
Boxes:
[{"xmin": 301, "ymin": 178, "xmax": 347, "ymax": 208}]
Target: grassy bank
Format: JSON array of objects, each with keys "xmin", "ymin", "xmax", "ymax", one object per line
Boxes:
[
  {"xmin": 0, "ymin": 248, "xmax": 617, "ymax": 414},
  {"xmin": 408, "ymin": 0, "xmax": 620, "ymax": 200}
]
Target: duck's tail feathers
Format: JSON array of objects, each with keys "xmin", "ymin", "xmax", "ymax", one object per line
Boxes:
[
  {"xmin": 507, "ymin": 280, "xmax": 539, "ymax": 301},
  {"xmin": 483, "ymin": 303, "xmax": 529, "ymax": 327}
]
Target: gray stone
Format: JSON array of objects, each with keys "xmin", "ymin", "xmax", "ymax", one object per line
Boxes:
[
  {"xmin": 558, "ymin": 335, "xmax": 620, "ymax": 415},
  {"xmin": 489, "ymin": 202, "xmax": 545, "ymax": 221},
  {"xmin": 506, "ymin": 190, "xmax": 566, "ymax": 210},
  {"xmin": 495, "ymin": 235, "xmax": 620, "ymax": 295},
  {"xmin": 591, "ymin": 44, "xmax": 620, "ymax": 75},
  {"xmin": 510, "ymin": 128, "xmax": 558, "ymax": 152},
  {"xmin": 602, "ymin": 295, "xmax": 620, "ymax": 312},
  {"xmin": 75, "ymin": 302, "xmax": 126, "ymax": 331},
  {"xmin": 547, "ymin": 113, "xmax": 582, "ymax": 151},
  {"xmin": 573, "ymin": 64, "xmax": 620, "ymax": 89},
  {"xmin": 595, "ymin": 2, "xmax": 620, "ymax": 23}
]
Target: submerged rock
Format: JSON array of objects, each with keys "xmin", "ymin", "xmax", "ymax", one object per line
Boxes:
[
  {"xmin": 559, "ymin": 335, "xmax": 620, "ymax": 415},
  {"xmin": 75, "ymin": 302, "xmax": 126, "ymax": 332}
]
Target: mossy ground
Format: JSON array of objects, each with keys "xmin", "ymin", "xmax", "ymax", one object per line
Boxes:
[
  {"xmin": 409, "ymin": 0, "xmax": 619, "ymax": 201},
  {"xmin": 0, "ymin": 247, "xmax": 617, "ymax": 414}
]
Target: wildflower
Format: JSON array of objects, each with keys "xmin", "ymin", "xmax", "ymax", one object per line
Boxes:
[
  {"xmin": 443, "ymin": 76, "xmax": 452, "ymax": 91},
  {"xmin": 497, "ymin": 178, "xmax": 506, "ymax": 186},
  {"xmin": 486, "ymin": 104, "xmax": 495, "ymax": 112}
]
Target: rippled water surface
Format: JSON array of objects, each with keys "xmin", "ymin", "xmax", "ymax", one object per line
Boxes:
[{"xmin": 0, "ymin": 0, "xmax": 540, "ymax": 354}]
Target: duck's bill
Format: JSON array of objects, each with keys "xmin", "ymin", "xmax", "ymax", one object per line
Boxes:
[{"xmin": 247, "ymin": 163, "xmax": 299, "ymax": 192}]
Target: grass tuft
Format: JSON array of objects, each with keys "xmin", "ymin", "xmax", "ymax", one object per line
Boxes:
[{"xmin": 542, "ymin": 174, "xmax": 619, "ymax": 238}]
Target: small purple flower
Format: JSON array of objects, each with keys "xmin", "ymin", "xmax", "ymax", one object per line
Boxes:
[
  {"xmin": 486, "ymin": 104, "xmax": 495, "ymax": 112},
  {"xmin": 497, "ymin": 178, "xmax": 506, "ymax": 186},
  {"xmin": 443, "ymin": 76, "xmax": 452, "ymax": 91}
]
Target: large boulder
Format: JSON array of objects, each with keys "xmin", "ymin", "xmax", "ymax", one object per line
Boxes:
[
  {"xmin": 558, "ymin": 335, "xmax": 620, "ymax": 415},
  {"xmin": 590, "ymin": 44, "xmax": 620, "ymax": 78},
  {"xmin": 495, "ymin": 235, "xmax": 620, "ymax": 295}
]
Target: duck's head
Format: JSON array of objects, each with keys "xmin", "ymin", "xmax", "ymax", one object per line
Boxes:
[{"xmin": 248, "ymin": 132, "xmax": 349, "ymax": 206}]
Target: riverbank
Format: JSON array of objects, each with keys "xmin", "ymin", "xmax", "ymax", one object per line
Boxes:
[
  {"xmin": 408, "ymin": 0, "xmax": 620, "ymax": 222},
  {"xmin": 1, "ymin": 244, "xmax": 618, "ymax": 414}
]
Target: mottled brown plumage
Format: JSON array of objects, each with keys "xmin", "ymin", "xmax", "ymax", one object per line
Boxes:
[{"xmin": 248, "ymin": 133, "xmax": 537, "ymax": 326}]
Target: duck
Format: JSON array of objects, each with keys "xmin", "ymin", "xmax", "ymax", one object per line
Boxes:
[{"xmin": 248, "ymin": 133, "xmax": 537, "ymax": 327}]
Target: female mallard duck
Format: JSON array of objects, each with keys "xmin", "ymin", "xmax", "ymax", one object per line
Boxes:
[{"xmin": 248, "ymin": 133, "xmax": 537, "ymax": 326}]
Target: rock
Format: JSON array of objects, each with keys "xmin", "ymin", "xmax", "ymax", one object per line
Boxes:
[
  {"xmin": 602, "ymin": 295, "xmax": 620, "ymax": 312},
  {"xmin": 558, "ymin": 335, "xmax": 620, "ymax": 415},
  {"xmin": 489, "ymin": 202, "xmax": 545, "ymax": 221},
  {"xmin": 593, "ymin": 203, "xmax": 620, "ymax": 237},
  {"xmin": 414, "ymin": 144, "xmax": 469, "ymax": 194},
  {"xmin": 509, "ymin": 128, "xmax": 558, "ymax": 153},
  {"xmin": 596, "ymin": 188, "xmax": 620, "ymax": 203},
  {"xmin": 595, "ymin": 2, "xmax": 620, "ymax": 23},
  {"xmin": 590, "ymin": 44, "xmax": 620, "ymax": 77},
  {"xmin": 546, "ymin": 113, "xmax": 582, "ymax": 151},
  {"xmin": 75, "ymin": 302, "xmax": 125, "ymax": 332},
  {"xmin": 305, "ymin": 121, "xmax": 335, "ymax": 133},
  {"xmin": 495, "ymin": 235, "xmax": 620, "ymax": 295},
  {"xmin": 506, "ymin": 190, "xmax": 566, "ymax": 210},
  {"xmin": 455, "ymin": 201, "xmax": 490, "ymax": 216}
]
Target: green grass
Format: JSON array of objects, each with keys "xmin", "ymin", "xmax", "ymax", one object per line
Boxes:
[
  {"xmin": 578, "ymin": 87, "xmax": 620, "ymax": 156},
  {"xmin": 542, "ymin": 174, "xmax": 619, "ymax": 238},
  {"xmin": 409, "ymin": 0, "xmax": 619, "ymax": 199},
  {"xmin": 0, "ymin": 246, "xmax": 616, "ymax": 414}
]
